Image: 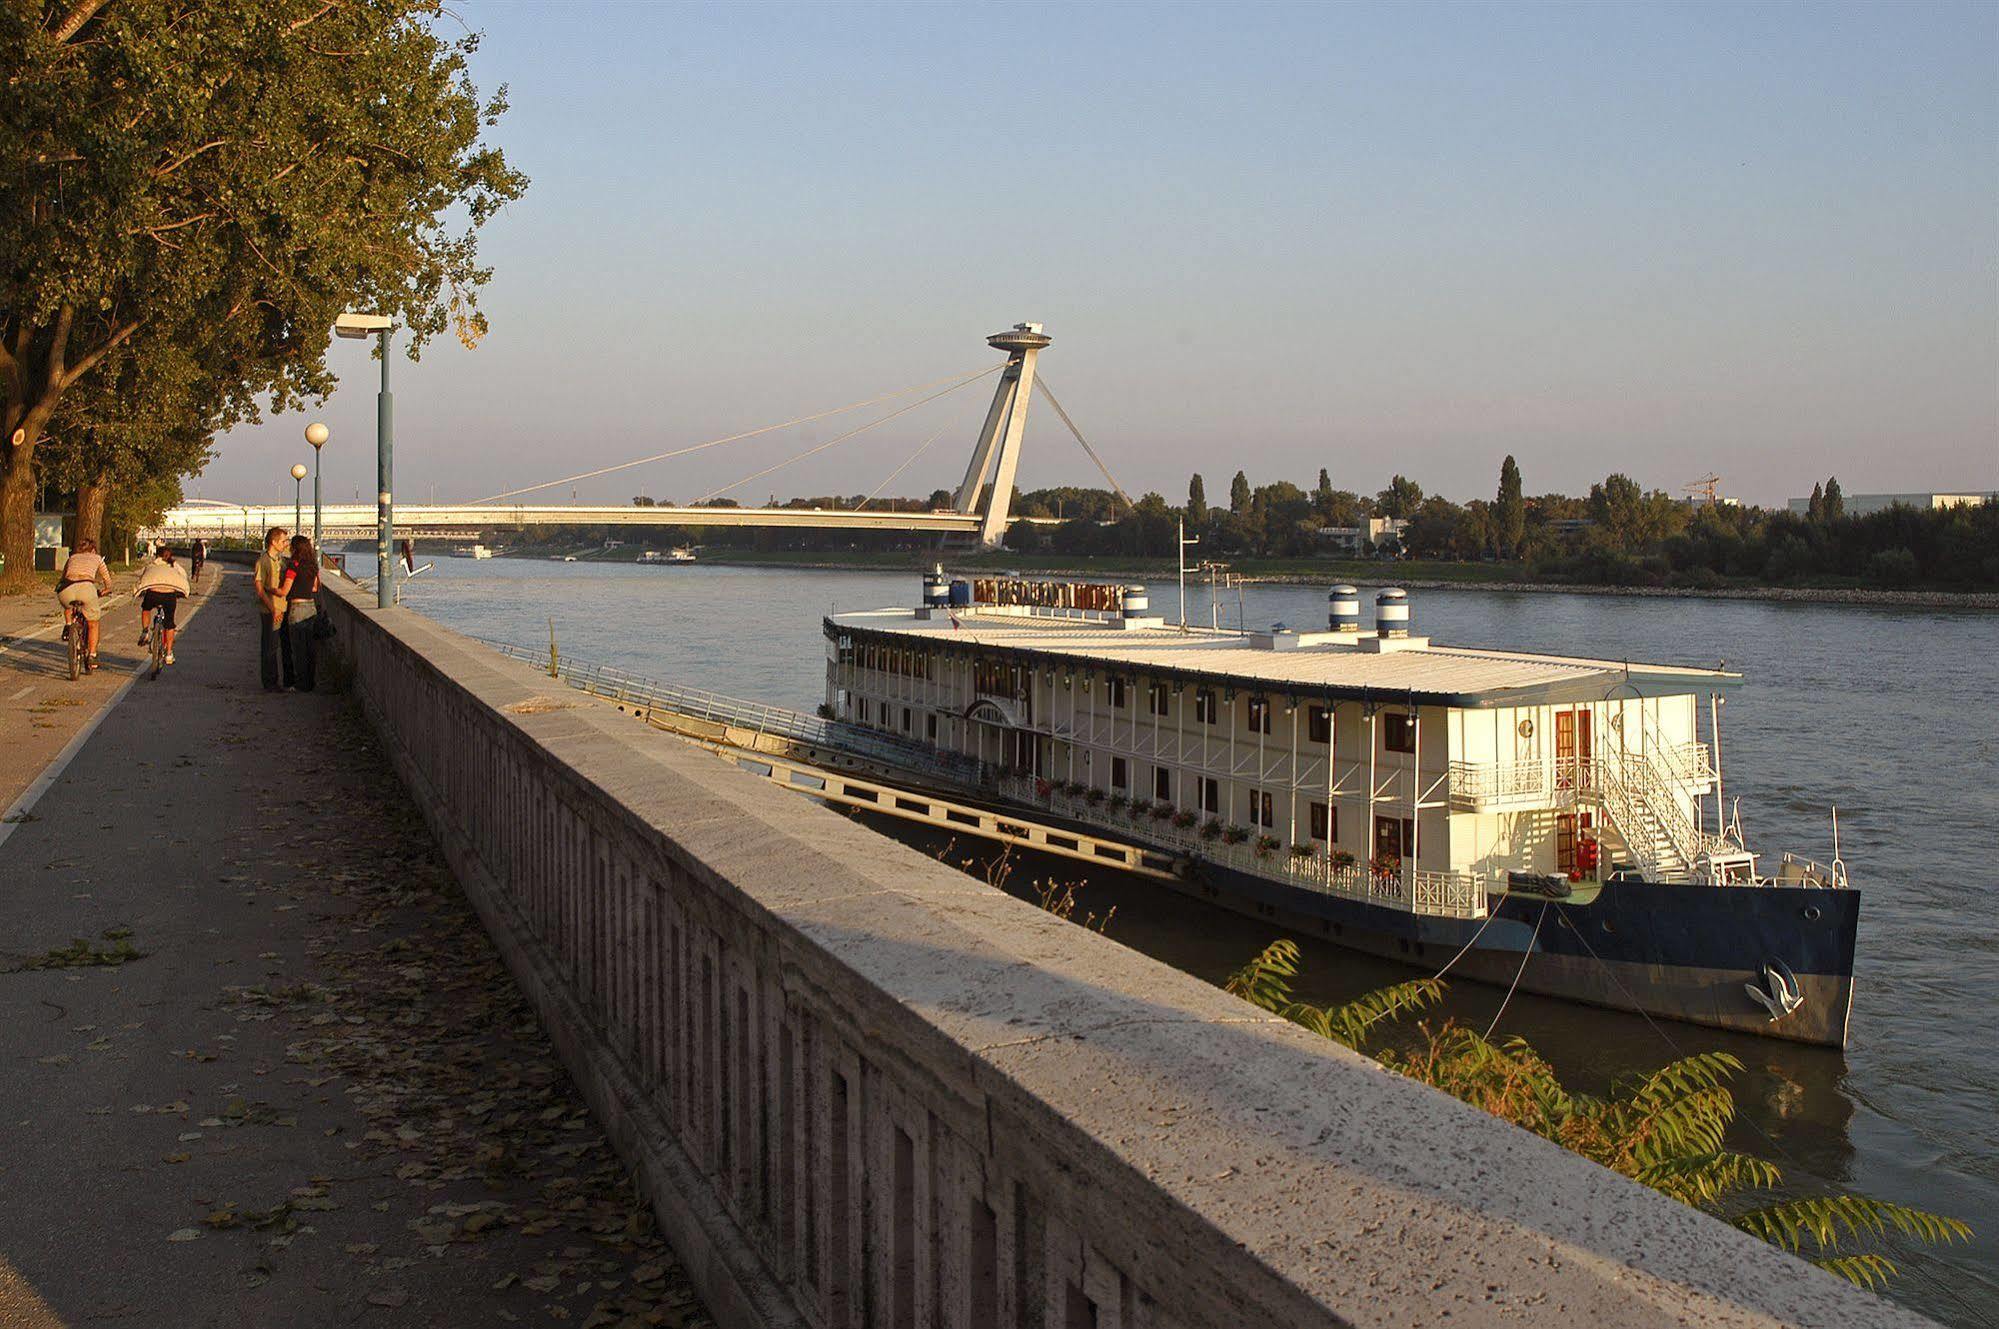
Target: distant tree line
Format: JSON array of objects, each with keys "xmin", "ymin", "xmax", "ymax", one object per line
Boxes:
[{"xmin": 606, "ymin": 461, "xmax": 1998, "ymax": 590}]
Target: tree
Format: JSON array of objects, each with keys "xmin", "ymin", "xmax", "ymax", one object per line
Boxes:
[
  {"xmin": 1822, "ymin": 476, "xmax": 1845, "ymax": 522},
  {"xmin": 0, "ymin": 2, "xmax": 528, "ymax": 587},
  {"xmin": 1495, "ymin": 455, "xmax": 1525, "ymax": 558},
  {"xmin": 1187, "ymin": 473, "xmax": 1208, "ymax": 529},
  {"xmin": 1807, "ymin": 482, "xmax": 1826, "ymax": 524},
  {"xmin": 1314, "ymin": 467, "xmax": 1334, "ymax": 513},
  {"xmin": 1229, "ymin": 470, "xmax": 1251, "ymax": 515},
  {"xmin": 1377, "ymin": 474, "xmax": 1424, "ymax": 519},
  {"xmin": 927, "ymin": 488, "xmax": 953, "ymax": 510}
]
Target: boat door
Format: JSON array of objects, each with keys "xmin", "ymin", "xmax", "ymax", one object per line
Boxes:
[{"xmin": 1554, "ymin": 708, "xmax": 1594, "ymax": 789}]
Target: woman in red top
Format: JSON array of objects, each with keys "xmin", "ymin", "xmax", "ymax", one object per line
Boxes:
[{"xmin": 279, "ymin": 535, "xmax": 322, "ymax": 692}]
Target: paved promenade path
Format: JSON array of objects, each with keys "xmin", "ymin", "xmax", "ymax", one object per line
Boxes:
[{"xmin": 0, "ymin": 568, "xmax": 712, "ymax": 1328}]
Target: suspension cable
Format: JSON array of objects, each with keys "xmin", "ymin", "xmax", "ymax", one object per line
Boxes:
[
  {"xmin": 695, "ymin": 364, "xmax": 999, "ymax": 505},
  {"xmin": 470, "ymin": 365, "xmax": 994, "ymax": 505},
  {"xmin": 857, "ymin": 421, "xmax": 954, "ymax": 511},
  {"xmin": 1032, "ymin": 376, "xmax": 1136, "ymax": 513}
]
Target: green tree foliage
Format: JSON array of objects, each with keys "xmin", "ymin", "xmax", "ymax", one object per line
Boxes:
[
  {"xmin": 1229, "ymin": 469, "xmax": 1251, "ymax": 515},
  {"xmin": 1821, "ymin": 477, "xmax": 1844, "ymax": 522},
  {"xmin": 1186, "ymin": 473, "xmax": 1208, "ymax": 530},
  {"xmin": 1226, "ymin": 940, "xmax": 1971, "ymax": 1290},
  {"xmin": 0, "ymin": 1, "xmax": 527, "ymax": 585},
  {"xmin": 1807, "ymin": 482, "xmax": 1826, "ymax": 523},
  {"xmin": 1377, "ymin": 474, "xmax": 1424, "ymax": 518},
  {"xmin": 1495, "ymin": 455, "xmax": 1525, "ymax": 557}
]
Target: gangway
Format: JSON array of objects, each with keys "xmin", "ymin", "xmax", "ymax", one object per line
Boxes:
[{"xmin": 483, "ymin": 641, "xmax": 1180, "ymax": 880}]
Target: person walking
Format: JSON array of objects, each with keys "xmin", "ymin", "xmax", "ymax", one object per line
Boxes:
[
  {"xmin": 255, "ymin": 526, "xmax": 292, "ymax": 691},
  {"xmin": 279, "ymin": 534, "xmax": 321, "ymax": 692}
]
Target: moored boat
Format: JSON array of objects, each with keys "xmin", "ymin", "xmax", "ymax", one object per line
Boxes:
[{"xmin": 824, "ymin": 572, "xmax": 1857, "ymax": 1046}]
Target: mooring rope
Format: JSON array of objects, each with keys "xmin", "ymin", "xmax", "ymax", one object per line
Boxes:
[{"xmin": 1483, "ymin": 900, "xmax": 1547, "ymax": 1039}]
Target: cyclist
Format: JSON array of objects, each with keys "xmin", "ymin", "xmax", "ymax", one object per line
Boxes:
[
  {"xmin": 55, "ymin": 537, "xmax": 113, "ymax": 672},
  {"xmin": 190, "ymin": 537, "xmax": 207, "ymax": 583},
  {"xmin": 133, "ymin": 544, "xmax": 192, "ymax": 666}
]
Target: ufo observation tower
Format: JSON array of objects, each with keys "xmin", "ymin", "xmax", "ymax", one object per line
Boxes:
[{"xmin": 954, "ymin": 322, "xmax": 1052, "ymax": 547}]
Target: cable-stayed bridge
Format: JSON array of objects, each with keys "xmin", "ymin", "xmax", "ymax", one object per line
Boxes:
[{"xmin": 153, "ymin": 323, "xmax": 1125, "ymax": 547}]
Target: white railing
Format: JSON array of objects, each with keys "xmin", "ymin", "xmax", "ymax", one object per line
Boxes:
[
  {"xmin": 995, "ymin": 777, "xmax": 1486, "ymax": 919},
  {"xmin": 1447, "ymin": 759, "xmax": 1552, "ymax": 806},
  {"xmin": 1591, "ymin": 746, "xmax": 1714, "ymax": 883}
]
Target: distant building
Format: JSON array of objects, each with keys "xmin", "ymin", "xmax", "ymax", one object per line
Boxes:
[
  {"xmin": 1314, "ymin": 516, "xmax": 1407, "ymax": 555},
  {"xmin": 1785, "ymin": 491, "xmax": 1996, "ymax": 517}
]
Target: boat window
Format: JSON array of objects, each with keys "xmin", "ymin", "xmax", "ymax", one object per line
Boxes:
[
  {"xmin": 1199, "ymin": 777, "xmax": 1220, "ymax": 815},
  {"xmin": 1147, "ymin": 682, "xmax": 1171, "ymax": 716},
  {"xmin": 926, "ymin": 714, "xmax": 937, "ymax": 741},
  {"xmin": 1111, "ymin": 756, "xmax": 1128, "ymax": 791},
  {"xmin": 1247, "ymin": 697, "xmax": 1273, "ymax": 735},
  {"xmin": 1308, "ymin": 706, "xmax": 1331, "ymax": 744},
  {"xmin": 1383, "ymin": 712, "xmax": 1417, "ymax": 754},
  {"xmin": 901, "ymin": 707, "xmax": 911, "ymax": 733},
  {"xmin": 1108, "ymin": 677, "xmax": 1127, "ymax": 709},
  {"xmin": 1194, "ymin": 688, "xmax": 1217, "ymax": 725},
  {"xmin": 1154, "ymin": 767, "xmax": 1171, "ymax": 801},
  {"xmin": 1310, "ymin": 801, "xmax": 1333, "ymax": 841},
  {"xmin": 1250, "ymin": 790, "xmax": 1274, "ymax": 828},
  {"xmin": 1374, "ymin": 815, "xmax": 1415, "ymax": 862}
]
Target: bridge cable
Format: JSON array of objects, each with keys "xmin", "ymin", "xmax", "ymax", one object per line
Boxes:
[
  {"xmin": 1032, "ymin": 376, "xmax": 1137, "ymax": 513},
  {"xmin": 469, "ymin": 364, "xmax": 994, "ymax": 505},
  {"xmin": 695, "ymin": 364, "xmax": 1000, "ymax": 505},
  {"xmin": 857, "ymin": 421, "xmax": 955, "ymax": 510}
]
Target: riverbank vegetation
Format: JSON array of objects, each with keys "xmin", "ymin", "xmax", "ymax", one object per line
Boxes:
[
  {"xmin": 1224, "ymin": 939, "xmax": 1972, "ymax": 1290},
  {"xmin": 605, "ymin": 461, "xmax": 1996, "ymax": 593}
]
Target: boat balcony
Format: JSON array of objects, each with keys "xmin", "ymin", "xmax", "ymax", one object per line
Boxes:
[
  {"xmin": 1448, "ymin": 742, "xmax": 1713, "ymax": 812},
  {"xmin": 1447, "ymin": 760, "xmax": 1562, "ymax": 811},
  {"xmin": 994, "ymin": 775, "xmax": 1487, "ymax": 919}
]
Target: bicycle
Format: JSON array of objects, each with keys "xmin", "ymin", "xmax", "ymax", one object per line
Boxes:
[
  {"xmin": 147, "ymin": 603, "xmax": 168, "ymax": 680},
  {"xmin": 62, "ymin": 605, "xmax": 87, "ymax": 681}
]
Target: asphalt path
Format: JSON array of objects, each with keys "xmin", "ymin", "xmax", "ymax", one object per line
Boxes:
[{"xmin": 0, "ymin": 568, "xmax": 709, "ymax": 1328}]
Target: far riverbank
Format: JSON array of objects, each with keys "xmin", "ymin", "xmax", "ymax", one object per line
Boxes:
[{"xmin": 678, "ymin": 549, "xmax": 1999, "ymax": 611}]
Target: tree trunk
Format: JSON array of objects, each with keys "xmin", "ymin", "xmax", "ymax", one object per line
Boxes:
[
  {"xmin": 0, "ymin": 431, "xmax": 40, "ymax": 591},
  {"xmin": 74, "ymin": 472, "xmax": 109, "ymax": 553}
]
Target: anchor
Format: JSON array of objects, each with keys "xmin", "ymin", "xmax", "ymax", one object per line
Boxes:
[{"xmin": 1744, "ymin": 958, "xmax": 1804, "ymax": 1021}]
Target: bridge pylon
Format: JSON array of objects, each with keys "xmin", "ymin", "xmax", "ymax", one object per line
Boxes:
[{"xmin": 954, "ymin": 322, "xmax": 1050, "ymax": 548}]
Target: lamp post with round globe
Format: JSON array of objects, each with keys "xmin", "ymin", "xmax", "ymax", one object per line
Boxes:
[
  {"xmin": 291, "ymin": 463, "xmax": 309, "ymax": 534},
  {"xmin": 305, "ymin": 422, "xmax": 329, "ymax": 550}
]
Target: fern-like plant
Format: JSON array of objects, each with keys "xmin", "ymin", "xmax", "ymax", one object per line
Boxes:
[{"xmin": 1224, "ymin": 940, "xmax": 1972, "ymax": 1290}]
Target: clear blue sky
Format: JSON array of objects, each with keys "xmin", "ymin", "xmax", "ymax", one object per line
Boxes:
[{"xmin": 201, "ymin": 0, "xmax": 1997, "ymax": 511}]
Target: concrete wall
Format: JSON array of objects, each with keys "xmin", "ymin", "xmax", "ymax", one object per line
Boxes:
[{"xmin": 316, "ymin": 572, "xmax": 1929, "ymax": 1329}]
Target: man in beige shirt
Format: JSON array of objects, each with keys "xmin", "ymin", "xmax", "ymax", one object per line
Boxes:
[{"xmin": 255, "ymin": 526, "xmax": 290, "ymax": 690}]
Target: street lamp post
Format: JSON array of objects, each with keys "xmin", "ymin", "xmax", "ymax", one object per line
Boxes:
[
  {"xmin": 335, "ymin": 312, "xmax": 395, "ymax": 607},
  {"xmin": 291, "ymin": 463, "xmax": 309, "ymax": 532},
  {"xmin": 305, "ymin": 422, "xmax": 329, "ymax": 551}
]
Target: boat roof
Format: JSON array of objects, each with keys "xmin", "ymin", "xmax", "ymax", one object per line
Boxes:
[{"xmin": 827, "ymin": 608, "xmax": 1741, "ymax": 709}]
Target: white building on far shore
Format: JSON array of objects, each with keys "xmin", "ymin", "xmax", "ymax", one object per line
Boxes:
[{"xmin": 1785, "ymin": 491, "xmax": 1995, "ymax": 516}]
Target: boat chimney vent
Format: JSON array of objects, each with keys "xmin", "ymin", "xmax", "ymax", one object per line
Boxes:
[
  {"xmin": 1329, "ymin": 584, "xmax": 1362, "ymax": 633},
  {"xmin": 921, "ymin": 566, "xmax": 950, "ymax": 609},
  {"xmin": 1121, "ymin": 585, "xmax": 1150, "ymax": 618},
  {"xmin": 1376, "ymin": 588, "xmax": 1411, "ymax": 639}
]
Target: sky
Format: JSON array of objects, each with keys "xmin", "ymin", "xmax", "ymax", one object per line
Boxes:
[{"xmin": 199, "ymin": 0, "xmax": 1998, "ymax": 512}]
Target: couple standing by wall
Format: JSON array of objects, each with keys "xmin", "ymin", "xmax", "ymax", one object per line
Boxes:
[{"xmin": 254, "ymin": 527, "xmax": 323, "ymax": 692}]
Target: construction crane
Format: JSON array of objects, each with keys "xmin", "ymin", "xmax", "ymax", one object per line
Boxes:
[{"xmin": 1684, "ymin": 473, "xmax": 1722, "ymax": 506}]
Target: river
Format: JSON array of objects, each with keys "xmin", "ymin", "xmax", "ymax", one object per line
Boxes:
[{"xmin": 357, "ymin": 553, "xmax": 1997, "ymax": 1326}]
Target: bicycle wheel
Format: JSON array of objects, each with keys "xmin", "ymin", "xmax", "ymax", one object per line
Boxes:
[
  {"xmin": 150, "ymin": 611, "xmax": 166, "ymax": 679},
  {"xmin": 65, "ymin": 616, "xmax": 82, "ymax": 681}
]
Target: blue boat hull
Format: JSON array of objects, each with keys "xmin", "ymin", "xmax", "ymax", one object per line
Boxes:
[{"xmin": 1176, "ymin": 857, "xmax": 1857, "ymax": 1047}]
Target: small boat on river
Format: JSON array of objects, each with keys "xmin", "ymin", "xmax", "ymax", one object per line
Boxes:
[
  {"xmin": 823, "ymin": 572, "xmax": 1858, "ymax": 1046},
  {"xmin": 638, "ymin": 548, "xmax": 697, "ymax": 566}
]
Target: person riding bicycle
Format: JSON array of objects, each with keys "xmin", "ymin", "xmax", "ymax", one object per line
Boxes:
[
  {"xmin": 133, "ymin": 545, "xmax": 192, "ymax": 666},
  {"xmin": 55, "ymin": 537, "xmax": 114, "ymax": 672},
  {"xmin": 190, "ymin": 537, "xmax": 207, "ymax": 582}
]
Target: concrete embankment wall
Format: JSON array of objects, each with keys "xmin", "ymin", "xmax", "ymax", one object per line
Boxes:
[{"xmin": 316, "ymin": 573, "xmax": 1927, "ymax": 1329}]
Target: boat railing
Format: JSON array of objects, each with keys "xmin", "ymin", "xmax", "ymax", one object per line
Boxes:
[
  {"xmin": 479, "ymin": 640, "xmax": 987, "ymax": 787},
  {"xmin": 994, "ymin": 775, "xmax": 1486, "ymax": 919},
  {"xmin": 1447, "ymin": 759, "xmax": 1553, "ymax": 807}
]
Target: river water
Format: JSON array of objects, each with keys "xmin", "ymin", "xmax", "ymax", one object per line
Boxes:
[{"xmin": 361, "ymin": 554, "xmax": 1997, "ymax": 1325}]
